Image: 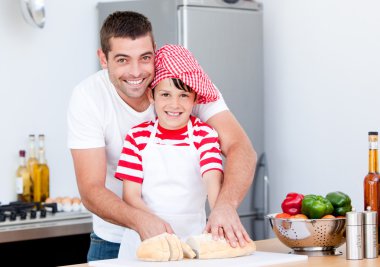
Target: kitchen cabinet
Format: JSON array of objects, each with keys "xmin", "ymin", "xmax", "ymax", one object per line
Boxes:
[
  {"xmin": 0, "ymin": 210, "xmax": 92, "ymax": 266},
  {"xmin": 0, "ymin": 233, "xmax": 90, "ymax": 267}
]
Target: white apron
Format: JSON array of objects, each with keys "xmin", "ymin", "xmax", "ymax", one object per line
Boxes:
[{"xmin": 118, "ymin": 120, "xmax": 207, "ymax": 259}]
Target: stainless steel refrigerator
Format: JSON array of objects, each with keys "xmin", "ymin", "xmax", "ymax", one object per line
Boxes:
[{"xmin": 98, "ymin": 0, "xmax": 268, "ymax": 240}]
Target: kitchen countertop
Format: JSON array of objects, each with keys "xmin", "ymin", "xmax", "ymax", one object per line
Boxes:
[
  {"xmin": 0, "ymin": 211, "xmax": 92, "ymax": 243},
  {"xmin": 59, "ymin": 238, "xmax": 380, "ymax": 267}
]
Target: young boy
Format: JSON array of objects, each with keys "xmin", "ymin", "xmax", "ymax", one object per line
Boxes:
[{"xmin": 114, "ymin": 44, "xmax": 224, "ymax": 259}]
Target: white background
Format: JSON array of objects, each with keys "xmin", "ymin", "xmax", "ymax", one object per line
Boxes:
[
  {"xmin": 0, "ymin": 0, "xmax": 378, "ymax": 220},
  {"xmin": 262, "ymin": 0, "xmax": 380, "ymax": 213},
  {"xmin": 0, "ymin": 0, "xmax": 115, "ymax": 203}
]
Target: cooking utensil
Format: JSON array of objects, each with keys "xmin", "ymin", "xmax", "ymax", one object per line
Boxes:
[
  {"xmin": 267, "ymin": 213, "xmax": 346, "ymax": 256},
  {"xmin": 20, "ymin": 0, "xmax": 46, "ymax": 28}
]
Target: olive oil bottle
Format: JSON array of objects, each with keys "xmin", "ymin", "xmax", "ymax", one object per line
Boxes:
[
  {"xmin": 27, "ymin": 134, "xmax": 38, "ymax": 202},
  {"xmin": 363, "ymin": 131, "xmax": 380, "ymax": 244},
  {"xmin": 16, "ymin": 150, "xmax": 31, "ymax": 202},
  {"xmin": 33, "ymin": 134, "xmax": 50, "ymax": 202}
]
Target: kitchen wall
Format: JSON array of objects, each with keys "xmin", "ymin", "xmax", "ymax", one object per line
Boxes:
[
  {"xmin": 0, "ymin": 0, "xmax": 116, "ymax": 203},
  {"xmin": 1, "ymin": 0, "xmax": 379, "ymax": 220},
  {"xmin": 261, "ymin": 0, "xmax": 380, "ymax": 214}
]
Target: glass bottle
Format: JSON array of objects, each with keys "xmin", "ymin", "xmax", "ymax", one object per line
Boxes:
[
  {"xmin": 33, "ymin": 134, "xmax": 50, "ymax": 202},
  {"xmin": 16, "ymin": 150, "xmax": 31, "ymax": 202},
  {"xmin": 363, "ymin": 131, "xmax": 380, "ymax": 243},
  {"xmin": 27, "ymin": 134, "xmax": 38, "ymax": 202}
]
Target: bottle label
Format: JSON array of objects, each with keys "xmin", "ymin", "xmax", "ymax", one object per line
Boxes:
[
  {"xmin": 369, "ymin": 141, "xmax": 378, "ymax": 149},
  {"xmin": 16, "ymin": 177, "xmax": 23, "ymax": 194}
]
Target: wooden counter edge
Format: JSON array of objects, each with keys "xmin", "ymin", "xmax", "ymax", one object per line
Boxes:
[{"xmin": 59, "ymin": 238, "xmax": 380, "ymax": 267}]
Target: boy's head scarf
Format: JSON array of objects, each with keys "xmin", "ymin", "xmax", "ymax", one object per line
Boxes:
[{"xmin": 150, "ymin": 44, "xmax": 219, "ymax": 104}]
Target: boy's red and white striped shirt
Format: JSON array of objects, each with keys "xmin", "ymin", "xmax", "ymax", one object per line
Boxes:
[{"xmin": 115, "ymin": 116, "xmax": 223, "ymax": 184}]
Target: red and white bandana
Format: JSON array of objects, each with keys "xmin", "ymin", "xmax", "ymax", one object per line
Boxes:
[{"xmin": 151, "ymin": 44, "xmax": 219, "ymax": 104}]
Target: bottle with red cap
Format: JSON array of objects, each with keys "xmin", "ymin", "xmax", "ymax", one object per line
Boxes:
[{"xmin": 363, "ymin": 131, "xmax": 380, "ymax": 247}]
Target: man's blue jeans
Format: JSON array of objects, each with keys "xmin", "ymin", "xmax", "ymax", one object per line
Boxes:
[{"xmin": 87, "ymin": 232, "xmax": 120, "ymax": 261}]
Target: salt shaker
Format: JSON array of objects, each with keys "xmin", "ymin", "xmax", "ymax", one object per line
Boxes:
[
  {"xmin": 363, "ymin": 206, "xmax": 378, "ymax": 259},
  {"xmin": 346, "ymin": 208, "xmax": 364, "ymax": 260}
]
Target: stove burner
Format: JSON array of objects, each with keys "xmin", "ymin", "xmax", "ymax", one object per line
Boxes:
[{"xmin": 0, "ymin": 201, "xmax": 58, "ymax": 222}]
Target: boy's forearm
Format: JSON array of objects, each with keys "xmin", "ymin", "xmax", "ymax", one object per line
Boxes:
[
  {"xmin": 204, "ymin": 170, "xmax": 223, "ymax": 210},
  {"xmin": 125, "ymin": 197, "xmax": 151, "ymax": 213}
]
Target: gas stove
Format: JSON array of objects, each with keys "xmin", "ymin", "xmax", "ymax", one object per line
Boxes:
[
  {"xmin": 0, "ymin": 201, "xmax": 92, "ymax": 243},
  {"xmin": 0, "ymin": 201, "xmax": 58, "ymax": 222}
]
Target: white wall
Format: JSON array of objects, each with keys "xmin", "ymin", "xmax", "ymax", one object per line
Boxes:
[
  {"xmin": 0, "ymin": 0, "xmax": 116, "ymax": 203},
  {"xmin": 261, "ymin": 0, "xmax": 380, "ymax": 214}
]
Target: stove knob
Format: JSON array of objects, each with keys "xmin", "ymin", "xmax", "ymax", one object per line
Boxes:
[
  {"xmin": 10, "ymin": 211, "xmax": 17, "ymax": 221},
  {"xmin": 40, "ymin": 209, "xmax": 47, "ymax": 218},
  {"xmin": 30, "ymin": 210, "xmax": 37, "ymax": 219},
  {"xmin": 50, "ymin": 203, "xmax": 58, "ymax": 213},
  {"xmin": 20, "ymin": 211, "xmax": 27, "ymax": 220}
]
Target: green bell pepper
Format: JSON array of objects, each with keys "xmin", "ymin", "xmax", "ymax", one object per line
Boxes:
[
  {"xmin": 325, "ymin": 191, "xmax": 352, "ymax": 216},
  {"xmin": 301, "ymin": 194, "xmax": 334, "ymax": 219}
]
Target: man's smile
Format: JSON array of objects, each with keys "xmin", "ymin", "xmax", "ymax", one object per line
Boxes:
[{"xmin": 125, "ymin": 79, "xmax": 144, "ymax": 85}]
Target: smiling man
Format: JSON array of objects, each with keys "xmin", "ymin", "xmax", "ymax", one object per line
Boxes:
[{"xmin": 67, "ymin": 11, "xmax": 256, "ymax": 262}]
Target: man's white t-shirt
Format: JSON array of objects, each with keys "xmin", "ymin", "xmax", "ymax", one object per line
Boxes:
[{"xmin": 67, "ymin": 69, "xmax": 228, "ymax": 243}]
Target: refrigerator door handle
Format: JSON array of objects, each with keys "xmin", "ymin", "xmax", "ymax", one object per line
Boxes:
[
  {"xmin": 263, "ymin": 173, "xmax": 270, "ymax": 238},
  {"xmin": 258, "ymin": 153, "xmax": 270, "ymax": 239}
]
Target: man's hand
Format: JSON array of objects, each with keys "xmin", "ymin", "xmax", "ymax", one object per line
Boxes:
[
  {"xmin": 135, "ymin": 212, "xmax": 174, "ymax": 240},
  {"xmin": 204, "ymin": 201, "xmax": 251, "ymax": 248}
]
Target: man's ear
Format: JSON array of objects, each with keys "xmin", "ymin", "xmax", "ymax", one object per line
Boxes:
[
  {"xmin": 148, "ymin": 88, "xmax": 155, "ymax": 104},
  {"xmin": 97, "ymin": 49, "xmax": 108, "ymax": 69}
]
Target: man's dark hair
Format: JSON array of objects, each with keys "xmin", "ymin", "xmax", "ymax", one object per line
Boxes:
[{"xmin": 100, "ymin": 11, "xmax": 154, "ymax": 58}]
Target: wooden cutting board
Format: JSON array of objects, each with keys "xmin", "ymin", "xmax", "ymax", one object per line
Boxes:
[{"xmin": 89, "ymin": 251, "xmax": 308, "ymax": 267}]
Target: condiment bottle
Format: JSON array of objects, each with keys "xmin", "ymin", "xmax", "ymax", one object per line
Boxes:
[
  {"xmin": 34, "ymin": 134, "xmax": 49, "ymax": 202},
  {"xmin": 27, "ymin": 134, "xmax": 38, "ymax": 202},
  {"xmin": 363, "ymin": 131, "xmax": 380, "ymax": 246},
  {"xmin": 16, "ymin": 150, "xmax": 31, "ymax": 202},
  {"xmin": 346, "ymin": 208, "xmax": 364, "ymax": 260},
  {"xmin": 363, "ymin": 206, "xmax": 378, "ymax": 258}
]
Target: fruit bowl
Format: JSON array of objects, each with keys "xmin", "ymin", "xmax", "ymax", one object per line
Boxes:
[{"xmin": 266, "ymin": 213, "xmax": 346, "ymax": 256}]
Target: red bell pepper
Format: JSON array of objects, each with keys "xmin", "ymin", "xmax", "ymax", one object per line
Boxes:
[{"xmin": 281, "ymin": 192, "xmax": 304, "ymax": 215}]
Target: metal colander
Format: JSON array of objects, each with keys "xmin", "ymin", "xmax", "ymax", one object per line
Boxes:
[{"xmin": 267, "ymin": 213, "xmax": 346, "ymax": 256}]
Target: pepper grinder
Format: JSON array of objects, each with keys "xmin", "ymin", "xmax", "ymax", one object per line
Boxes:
[
  {"xmin": 363, "ymin": 206, "xmax": 378, "ymax": 258},
  {"xmin": 346, "ymin": 208, "xmax": 364, "ymax": 260}
]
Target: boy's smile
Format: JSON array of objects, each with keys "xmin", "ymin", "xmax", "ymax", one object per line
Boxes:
[{"xmin": 151, "ymin": 78, "xmax": 196, "ymax": 130}]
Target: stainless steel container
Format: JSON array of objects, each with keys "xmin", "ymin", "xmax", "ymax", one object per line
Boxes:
[
  {"xmin": 346, "ymin": 209, "xmax": 364, "ymax": 260},
  {"xmin": 363, "ymin": 206, "xmax": 378, "ymax": 259},
  {"xmin": 266, "ymin": 213, "xmax": 346, "ymax": 256}
]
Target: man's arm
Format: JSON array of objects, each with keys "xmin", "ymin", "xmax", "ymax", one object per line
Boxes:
[
  {"xmin": 71, "ymin": 148, "xmax": 174, "ymax": 240},
  {"xmin": 204, "ymin": 110, "xmax": 257, "ymax": 247}
]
